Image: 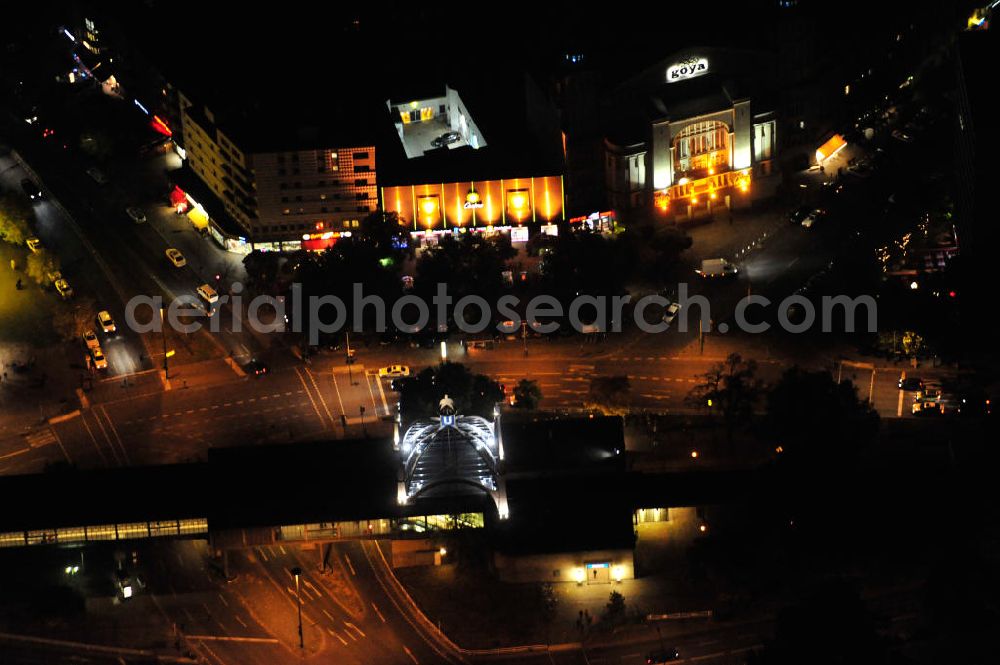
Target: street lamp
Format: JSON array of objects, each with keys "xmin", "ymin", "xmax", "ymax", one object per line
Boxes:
[{"xmin": 291, "ymin": 566, "xmax": 303, "ymax": 649}]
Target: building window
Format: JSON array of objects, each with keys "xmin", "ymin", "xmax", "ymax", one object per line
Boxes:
[
  {"xmin": 353, "ymin": 151, "xmax": 369, "ymax": 160},
  {"xmin": 356, "ymin": 192, "xmax": 368, "ymax": 200},
  {"xmin": 354, "ymin": 179, "xmax": 367, "ymax": 187},
  {"xmin": 354, "ymin": 164, "xmax": 370, "ymax": 173},
  {"xmin": 325, "ymin": 151, "xmax": 339, "ymax": 171}
]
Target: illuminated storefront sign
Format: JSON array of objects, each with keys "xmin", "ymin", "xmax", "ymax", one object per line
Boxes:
[
  {"xmin": 667, "ymin": 56, "xmax": 709, "ymax": 83},
  {"xmin": 510, "ymin": 226, "xmax": 529, "ymax": 242},
  {"xmin": 382, "ymin": 176, "xmax": 564, "ymax": 230},
  {"xmin": 464, "ymin": 190, "xmax": 484, "ymax": 209}
]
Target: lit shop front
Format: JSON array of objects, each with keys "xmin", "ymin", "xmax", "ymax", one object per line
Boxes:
[
  {"xmin": 381, "ymin": 176, "xmax": 565, "ymax": 239},
  {"xmin": 604, "ymin": 49, "xmax": 779, "ymax": 221}
]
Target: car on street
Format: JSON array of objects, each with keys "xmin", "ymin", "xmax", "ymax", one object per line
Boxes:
[
  {"xmin": 646, "ymin": 648, "xmax": 680, "ymax": 663},
  {"xmin": 54, "ymin": 278, "xmax": 73, "ymax": 300},
  {"xmin": 898, "ymin": 376, "xmax": 923, "ymax": 391},
  {"xmin": 912, "ymin": 400, "xmax": 941, "ymax": 416},
  {"xmin": 97, "ymin": 310, "xmax": 116, "ymax": 334},
  {"xmin": 90, "ymin": 346, "xmax": 108, "ymax": 370},
  {"xmin": 244, "ymin": 359, "xmax": 269, "ymax": 377},
  {"xmin": 431, "ymin": 131, "xmax": 461, "ymax": 148},
  {"xmin": 83, "ymin": 330, "xmax": 100, "ymax": 350},
  {"xmin": 85, "ymin": 166, "xmax": 108, "ymax": 184},
  {"xmin": 126, "ymin": 206, "xmax": 146, "ymax": 223},
  {"xmin": 892, "ymin": 129, "xmax": 914, "ymax": 143},
  {"xmin": 196, "ymin": 283, "xmax": 219, "ymax": 304},
  {"xmin": 26, "ymin": 237, "xmax": 42, "ymax": 253},
  {"xmin": 916, "ymin": 381, "xmax": 942, "ymax": 401},
  {"xmin": 20, "ymin": 178, "xmax": 42, "ymax": 200},
  {"xmin": 663, "ymin": 302, "xmax": 681, "ymax": 327},
  {"xmin": 165, "ymin": 248, "xmax": 186, "ymax": 267},
  {"xmin": 847, "ymin": 161, "xmax": 873, "ymax": 178},
  {"xmin": 390, "ymin": 376, "xmax": 413, "ymax": 392},
  {"xmin": 46, "ymin": 269, "xmax": 63, "ymax": 285},
  {"xmin": 788, "ymin": 205, "xmax": 811, "ymax": 225},
  {"xmin": 379, "ymin": 365, "xmax": 410, "ymax": 378},
  {"xmin": 801, "ymin": 209, "xmax": 826, "ymax": 228}
]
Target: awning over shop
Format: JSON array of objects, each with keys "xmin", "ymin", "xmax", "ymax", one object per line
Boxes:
[
  {"xmin": 816, "ymin": 134, "xmax": 847, "ymax": 163},
  {"xmin": 187, "ymin": 205, "xmax": 209, "ymax": 230}
]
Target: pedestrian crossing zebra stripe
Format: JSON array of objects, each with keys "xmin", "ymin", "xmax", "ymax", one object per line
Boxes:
[{"xmin": 24, "ymin": 428, "xmax": 57, "ymax": 448}]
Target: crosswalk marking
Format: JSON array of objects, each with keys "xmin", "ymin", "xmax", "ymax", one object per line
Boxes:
[{"xmin": 24, "ymin": 428, "xmax": 57, "ymax": 448}]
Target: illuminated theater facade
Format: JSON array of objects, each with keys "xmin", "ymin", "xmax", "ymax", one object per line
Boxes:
[
  {"xmin": 380, "ymin": 79, "xmax": 566, "ymax": 242},
  {"xmin": 604, "ymin": 49, "xmax": 780, "ymax": 221}
]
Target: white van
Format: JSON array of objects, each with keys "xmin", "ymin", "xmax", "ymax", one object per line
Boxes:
[{"xmin": 196, "ymin": 284, "xmax": 219, "ymax": 304}]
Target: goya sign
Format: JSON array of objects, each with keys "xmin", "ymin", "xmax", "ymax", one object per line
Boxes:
[{"xmin": 667, "ymin": 56, "xmax": 709, "ymax": 83}]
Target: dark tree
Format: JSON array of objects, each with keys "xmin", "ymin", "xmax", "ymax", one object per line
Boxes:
[
  {"xmin": 756, "ymin": 581, "xmax": 885, "ymax": 665},
  {"xmin": 686, "ymin": 353, "xmax": 762, "ymax": 445},
  {"xmin": 765, "ymin": 367, "xmax": 879, "ymax": 468},
  {"xmin": 398, "ymin": 362, "xmax": 502, "ymax": 419},
  {"xmin": 512, "ymin": 379, "xmax": 542, "ymax": 410},
  {"xmin": 587, "ymin": 376, "xmax": 631, "ymax": 414}
]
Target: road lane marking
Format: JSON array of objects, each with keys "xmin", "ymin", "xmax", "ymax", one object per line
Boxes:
[
  {"xmin": 327, "ymin": 627, "xmax": 348, "ymax": 645},
  {"xmin": 303, "ymin": 579, "xmax": 321, "ymax": 597},
  {"xmin": 897, "ymin": 371, "xmax": 906, "ymax": 417},
  {"xmin": 217, "ymin": 593, "xmax": 228, "ymax": 607},
  {"xmin": 98, "ymin": 406, "xmax": 129, "ymax": 464},
  {"xmin": 187, "ymin": 635, "xmax": 279, "ymax": 643},
  {"xmin": 371, "ymin": 602, "xmax": 386, "ymax": 623},
  {"xmin": 87, "ymin": 410, "xmax": 121, "ymax": 466},
  {"xmin": 344, "ymin": 621, "xmax": 365, "ymax": 638},
  {"xmin": 294, "ymin": 367, "xmax": 328, "ymax": 429},
  {"xmin": 330, "ymin": 368, "xmax": 348, "ymax": 421},
  {"xmin": 403, "ymin": 645, "xmax": 419, "ymax": 664},
  {"xmin": 304, "ymin": 367, "xmax": 336, "ymax": 429},
  {"xmin": 344, "ymin": 554, "xmax": 356, "ymax": 576},
  {"xmin": 365, "ymin": 374, "xmax": 381, "ymax": 417},
  {"xmin": 375, "ymin": 375, "xmax": 389, "ymax": 416},
  {"xmin": 235, "ymin": 616, "xmax": 247, "ymax": 629}
]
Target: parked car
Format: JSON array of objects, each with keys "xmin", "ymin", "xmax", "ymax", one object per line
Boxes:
[
  {"xmin": 379, "ymin": 365, "xmax": 410, "ymax": 378},
  {"xmin": 20, "ymin": 178, "xmax": 42, "ymax": 200},
  {"xmin": 165, "ymin": 248, "xmax": 186, "ymax": 267},
  {"xmin": 85, "ymin": 166, "xmax": 108, "ymax": 184},
  {"xmin": 26, "ymin": 237, "xmax": 43, "ymax": 253},
  {"xmin": 46, "ymin": 269, "xmax": 63, "ymax": 286},
  {"xmin": 646, "ymin": 648, "xmax": 680, "ymax": 663},
  {"xmin": 898, "ymin": 376, "xmax": 923, "ymax": 391},
  {"xmin": 97, "ymin": 310, "xmax": 116, "ymax": 334},
  {"xmin": 55, "ymin": 278, "xmax": 73, "ymax": 299},
  {"xmin": 126, "ymin": 206, "xmax": 146, "ymax": 224},
  {"xmin": 431, "ymin": 131, "xmax": 461, "ymax": 148}
]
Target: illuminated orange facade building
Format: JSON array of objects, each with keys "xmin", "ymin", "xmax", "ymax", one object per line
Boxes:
[
  {"xmin": 379, "ymin": 79, "xmax": 566, "ymax": 239},
  {"xmin": 381, "ymin": 176, "xmax": 564, "ymax": 231}
]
